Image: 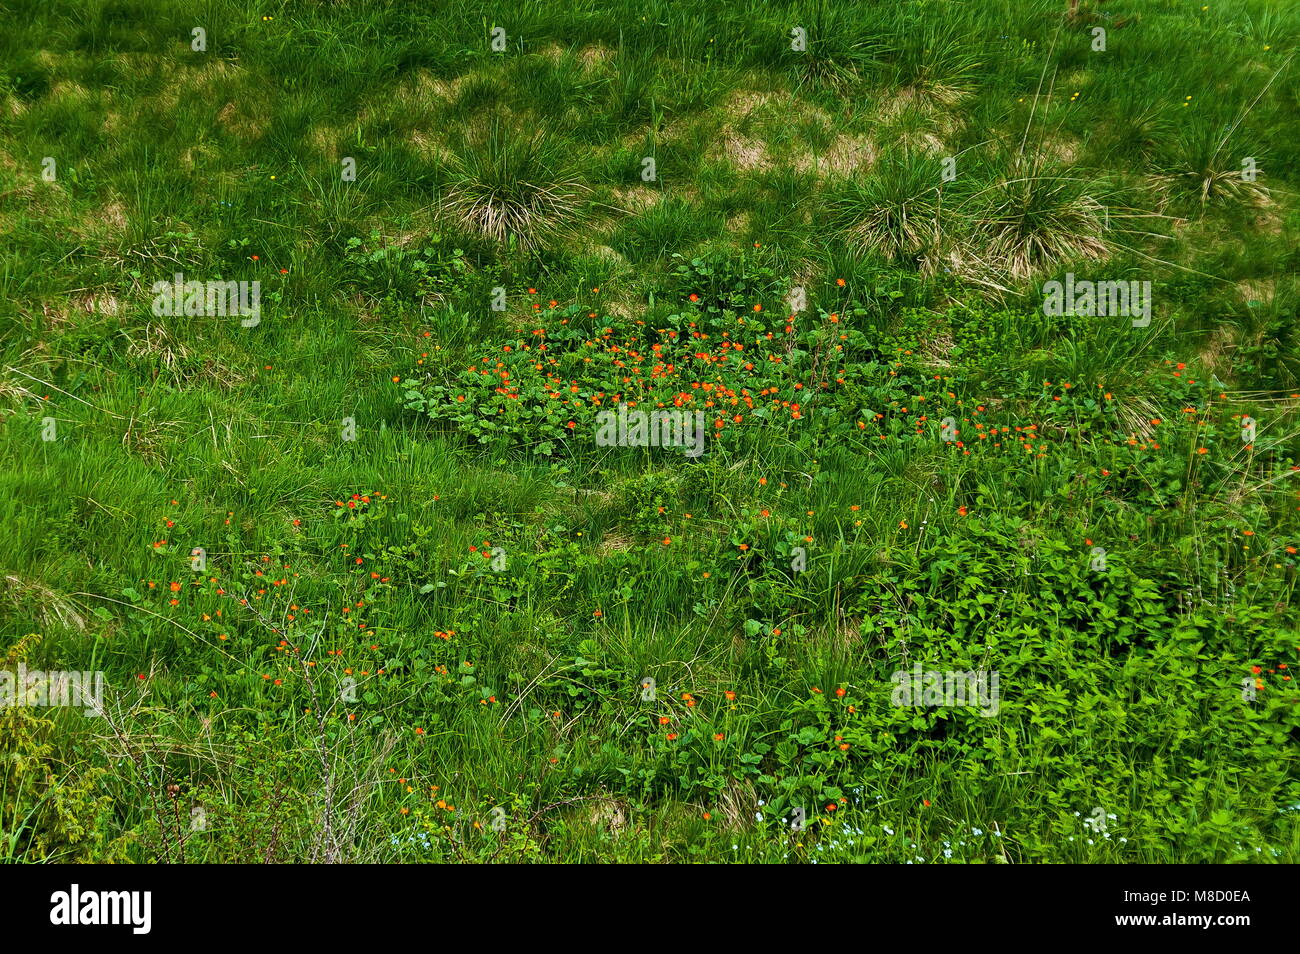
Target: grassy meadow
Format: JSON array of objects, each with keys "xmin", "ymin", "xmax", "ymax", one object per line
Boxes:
[{"xmin": 2, "ymin": 0, "xmax": 1299, "ymax": 863}]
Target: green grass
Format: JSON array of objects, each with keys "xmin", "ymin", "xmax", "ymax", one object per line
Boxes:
[{"xmin": 1, "ymin": 0, "xmax": 1298, "ymax": 863}]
